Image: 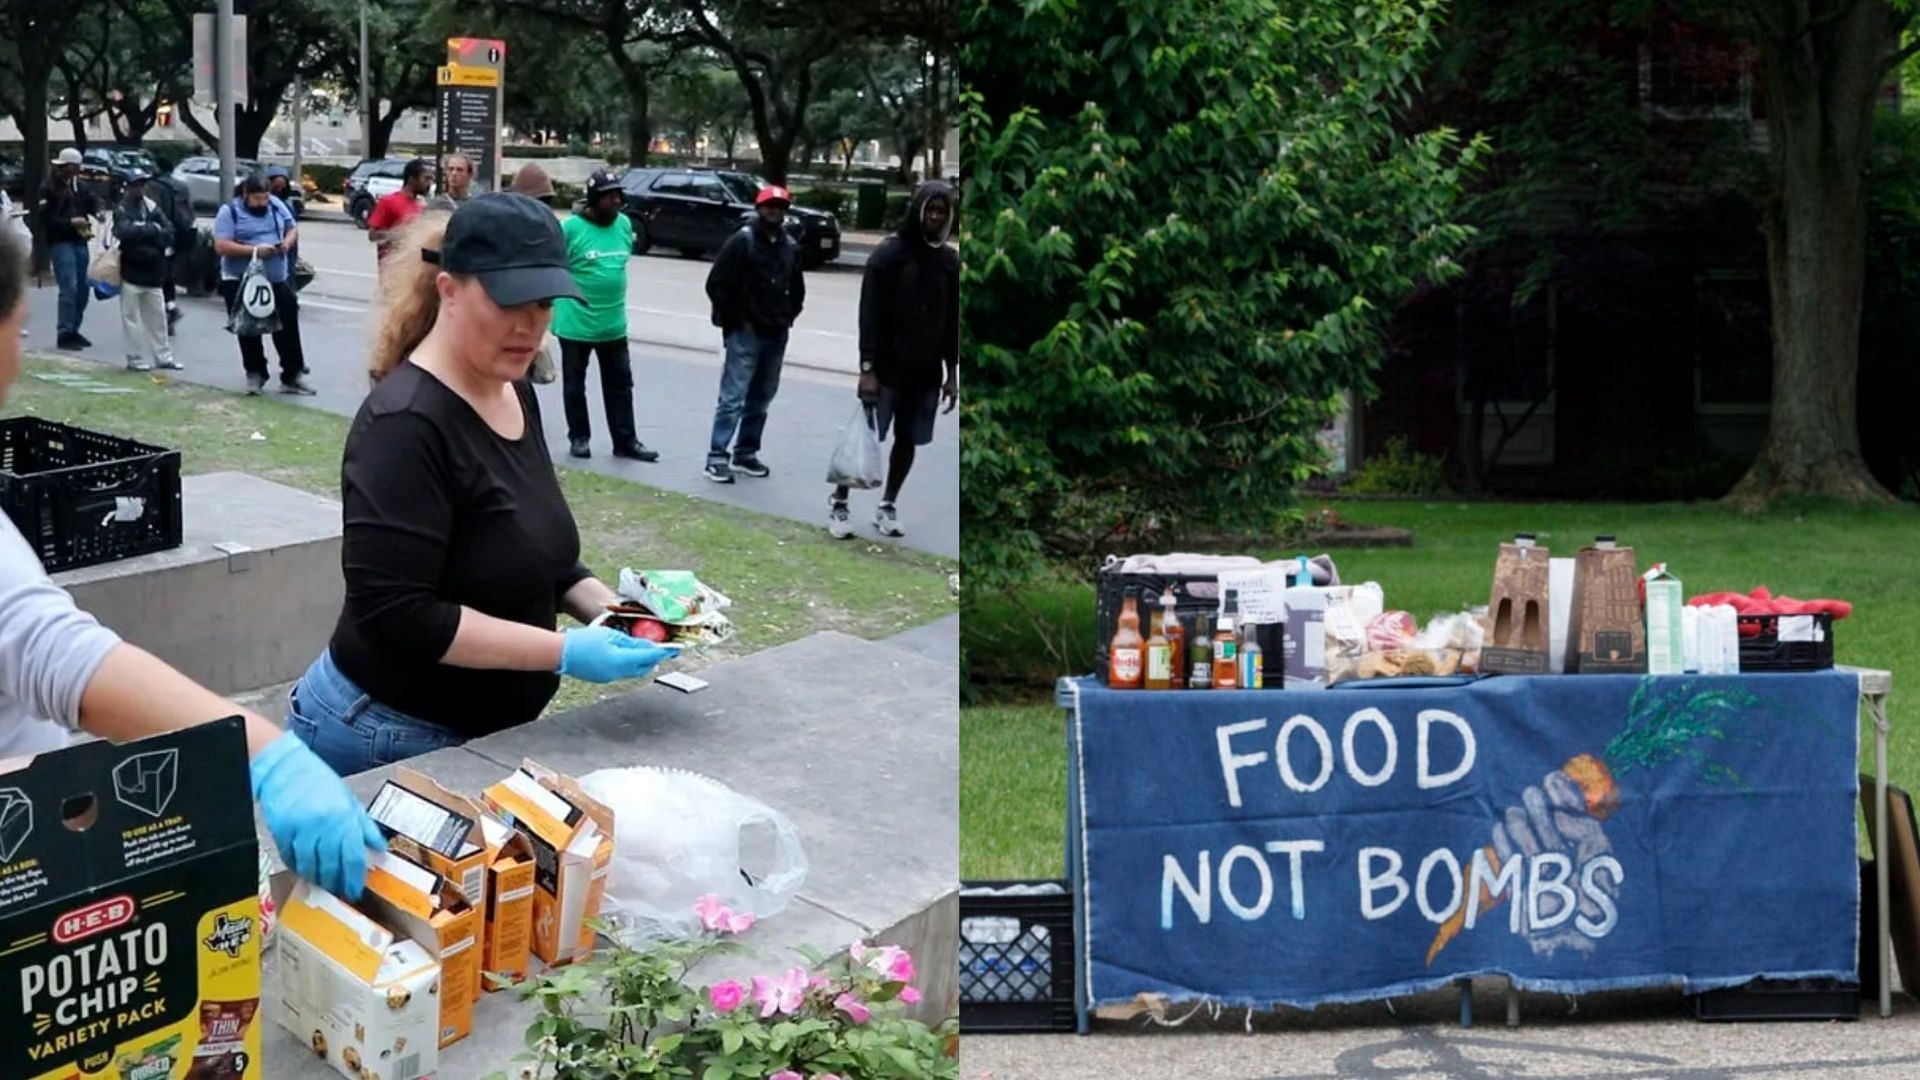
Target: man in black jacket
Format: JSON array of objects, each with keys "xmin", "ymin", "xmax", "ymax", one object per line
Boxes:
[
  {"xmin": 37, "ymin": 148, "xmax": 97, "ymax": 349},
  {"xmin": 111, "ymin": 172, "xmax": 178, "ymax": 372},
  {"xmin": 702, "ymin": 186, "xmax": 806, "ymax": 484},
  {"xmin": 829, "ymin": 181, "xmax": 959, "ymax": 539},
  {"xmin": 148, "ymin": 174, "xmax": 194, "ymax": 334}
]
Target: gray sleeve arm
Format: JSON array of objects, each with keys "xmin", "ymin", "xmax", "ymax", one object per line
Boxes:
[{"xmin": 0, "ymin": 517, "xmax": 122, "ymax": 729}]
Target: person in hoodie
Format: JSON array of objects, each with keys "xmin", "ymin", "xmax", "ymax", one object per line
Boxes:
[
  {"xmin": 829, "ymin": 181, "xmax": 958, "ymax": 539},
  {"xmin": 110, "ymin": 172, "xmax": 180, "ymax": 372},
  {"xmin": 702, "ymin": 185, "xmax": 806, "ymax": 484}
]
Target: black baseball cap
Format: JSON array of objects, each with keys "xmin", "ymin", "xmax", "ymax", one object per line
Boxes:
[{"xmin": 423, "ymin": 192, "xmax": 583, "ymax": 307}]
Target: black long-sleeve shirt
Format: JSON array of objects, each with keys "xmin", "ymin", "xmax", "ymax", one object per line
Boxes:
[
  {"xmin": 705, "ymin": 223, "xmax": 805, "ymax": 335},
  {"xmin": 112, "ymin": 196, "xmax": 174, "ymax": 288},
  {"xmin": 37, "ymin": 177, "xmax": 96, "ymax": 246},
  {"xmin": 329, "ymin": 362, "xmax": 591, "ymax": 735},
  {"xmin": 859, "ymin": 183, "xmax": 960, "ymax": 393}
]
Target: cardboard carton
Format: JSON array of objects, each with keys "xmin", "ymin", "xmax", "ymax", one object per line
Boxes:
[
  {"xmin": 273, "ymin": 883, "xmax": 439, "ymax": 1080},
  {"xmin": 365, "ymin": 769, "xmax": 536, "ymax": 992},
  {"xmin": 1282, "ymin": 585, "xmax": 1328, "ymax": 690},
  {"xmin": 358, "ymin": 849, "xmax": 479, "ymax": 1049},
  {"xmin": 1483, "ymin": 536, "xmax": 1551, "ymax": 674},
  {"xmin": 1567, "ymin": 538, "xmax": 1646, "ymax": 674},
  {"xmin": 481, "ymin": 761, "xmax": 615, "ymax": 968},
  {"xmin": 0, "ymin": 718, "xmax": 263, "ymax": 1080},
  {"xmin": 1644, "ymin": 564, "xmax": 1685, "ymax": 675}
]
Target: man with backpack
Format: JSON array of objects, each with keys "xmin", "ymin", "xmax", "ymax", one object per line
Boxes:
[
  {"xmin": 703, "ymin": 186, "xmax": 805, "ymax": 484},
  {"xmin": 212, "ymin": 174, "xmax": 311, "ymax": 395}
]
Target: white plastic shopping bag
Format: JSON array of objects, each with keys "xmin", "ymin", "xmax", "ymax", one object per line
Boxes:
[
  {"xmin": 826, "ymin": 403, "xmax": 884, "ymax": 489},
  {"xmin": 579, "ymin": 765, "xmax": 808, "ymax": 943}
]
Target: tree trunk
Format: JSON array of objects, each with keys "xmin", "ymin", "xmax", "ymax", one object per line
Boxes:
[
  {"xmin": 21, "ymin": 84, "xmax": 51, "ymax": 274},
  {"xmin": 925, "ymin": 49, "xmax": 944, "ymax": 177},
  {"xmin": 1726, "ymin": 0, "xmax": 1899, "ymax": 506},
  {"xmin": 610, "ymin": 48, "xmax": 654, "ymax": 163},
  {"xmin": 369, "ymin": 107, "xmax": 402, "ymax": 159}
]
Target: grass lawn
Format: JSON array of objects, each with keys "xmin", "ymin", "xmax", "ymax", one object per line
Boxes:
[
  {"xmin": 962, "ymin": 497, "xmax": 1920, "ymax": 879},
  {"xmin": 8, "ymin": 354, "xmax": 955, "ymax": 717}
]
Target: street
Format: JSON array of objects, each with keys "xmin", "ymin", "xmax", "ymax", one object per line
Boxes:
[{"xmin": 22, "ymin": 215, "xmax": 957, "ymax": 559}]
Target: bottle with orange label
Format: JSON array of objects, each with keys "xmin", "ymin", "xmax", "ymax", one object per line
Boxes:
[{"xmin": 1109, "ymin": 592, "xmax": 1145, "ymax": 689}]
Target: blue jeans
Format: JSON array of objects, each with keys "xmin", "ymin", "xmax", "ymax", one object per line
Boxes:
[
  {"xmin": 285, "ymin": 652, "xmax": 465, "ymax": 776},
  {"xmin": 708, "ymin": 327, "xmax": 788, "ymax": 466},
  {"xmin": 49, "ymin": 241, "xmax": 89, "ymax": 335}
]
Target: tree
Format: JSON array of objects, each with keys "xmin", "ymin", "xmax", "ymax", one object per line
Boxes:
[
  {"xmin": 160, "ymin": 0, "xmax": 336, "ymax": 158},
  {"xmin": 0, "ymin": 0, "xmax": 97, "ymax": 249},
  {"xmin": 492, "ymin": 0, "xmax": 689, "ymax": 157},
  {"xmin": 859, "ymin": 47, "xmax": 934, "ymax": 183},
  {"xmin": 961, "ymin": 0, "xmax": 1484, "ymax": 596},
  {"xmin": 680, "ymin": 0, "xmax": 843, "ymax": 182},
  {"xmin": 807, "ymin": 86, "xmax": 886, "ymax": 178},
  {"xmin": 307, "ymin": 0, "xmax": 445, "ymax": 158},
  {"xmin": 1716, "ymin": 0, "xmax": 1907, "ymax": 504},
  {"xmin": 52, "ymin": 0, "xmax": 190, "ymax": 145}
]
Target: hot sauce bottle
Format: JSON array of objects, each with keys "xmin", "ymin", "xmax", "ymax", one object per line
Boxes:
[
  {"xmin": 1189, "ymin": 614, "xmax": 1214, "ymax": 689},
  {"xmin": 1144, "ymin": 605, "xmax": 1173, "ymax": 691},
  {"xmin": 1161, "ymin": 590, "xmax": 1187, "ymax": 690},
  {"xmin": 1213, "ymin": 591, "xmax": 1241, "ymax": 690},
  {"xmin": 1110, "ymin": 592, "xmax": 1145, "ymax": 689}
]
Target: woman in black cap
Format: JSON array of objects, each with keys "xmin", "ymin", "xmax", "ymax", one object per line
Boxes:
[{"xmin": 283, "ymin": 194, "xmax": 677, "ymax": 775}]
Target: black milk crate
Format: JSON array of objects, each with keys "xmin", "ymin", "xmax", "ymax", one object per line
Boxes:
[
  {"xmin": 1094, "ymin": 569, "xmax": 1284, "ymax": 687},
  {"xmin": 1692, "ymin": 977, "xmax": 1859, "ymax": 1022},
  {"xmin": 1737, "ymin": 612, "xmax": 1835, "ymax": 672},
  {"xmin": 0, "ymin": 418, "xmax": 182, "ymax": 572},
  {"xmin": 960, "ymin": 880, "xmax": 1076, "ymax": 1033}
]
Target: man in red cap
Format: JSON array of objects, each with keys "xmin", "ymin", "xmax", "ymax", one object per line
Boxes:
[{"xmin": 702, "ymin": 185, "xmax": 806, "ymax": 484}]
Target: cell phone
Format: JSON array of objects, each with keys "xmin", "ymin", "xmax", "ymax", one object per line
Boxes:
[{"xmin": 656, "ymin": 672, "xmax": 709, "ymax": 694}]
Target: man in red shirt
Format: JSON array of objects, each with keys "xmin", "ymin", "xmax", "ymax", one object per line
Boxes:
[{"xmin": 366, "ymin": 159, "xmax": 435, "ymax": 260}]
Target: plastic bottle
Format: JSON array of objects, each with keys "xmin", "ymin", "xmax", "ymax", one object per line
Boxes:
[{"xmin": 1213, "ymin": 591, "xmax": 1241, "ymax": 690}]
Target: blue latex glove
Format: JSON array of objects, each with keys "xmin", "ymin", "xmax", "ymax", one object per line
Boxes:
[
  {"xmin": 251, "ymin": 731, "xmax": 385, "ymax": 900},
  {"xmin": 559, "ymin": 626, "xmax": 681, "ymax": 683}
]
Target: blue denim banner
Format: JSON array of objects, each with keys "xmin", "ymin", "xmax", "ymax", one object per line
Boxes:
[{"xmin": 1066, "ymin": 671, "xmax": 1859, "ymax": 1009}]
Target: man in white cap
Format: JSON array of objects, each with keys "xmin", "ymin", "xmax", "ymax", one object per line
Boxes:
[{"xmin": 37, "ymin": 148, "xmax": 98, "ymax": 349}]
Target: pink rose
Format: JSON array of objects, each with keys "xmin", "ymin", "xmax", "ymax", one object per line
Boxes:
[
  {"xmin": 900, "ymin": 986, "xmax": 923, "ymax": 1005},
  {"xmin": 834, "ymin": 992, "xmax": 871, "ymax": 1024},
  {"xmin": 769, "ymin": 1072, "xmax": 803, "ymax": 1080},
  {"xmin": 708, "ymin": 979, "xmax": 745, "ymax": 1013},
  {"xmin": 886, "ymin": 948, "xmax": 916, "ymax": 984},
  {"xmin": 751, "ymin": 966, "xmax": 810, "ymax": 1018},
  {"xmin": 692, "ymin": 893, "xmax": 755, "ymax": 935}
]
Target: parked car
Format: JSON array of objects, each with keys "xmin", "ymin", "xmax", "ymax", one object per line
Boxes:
[
  {"xmin": 82, "ymin": 147, "xmax": 166, "ymax": 202},
  {"xmin": 169, "ymin": 156, "xmax": 304, "ymax": 218},
  {"xmin": 617, "ymin": 167, "xmax": 841, "ymax": 268},
  {"xmin": 344, "ymin": 158, "xmax": 411, "ymax": 228}
]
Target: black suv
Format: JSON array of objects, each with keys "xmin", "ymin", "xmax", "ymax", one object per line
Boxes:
[{"xmin": 618, "ymin": 168, "xmax": 841, "ymax": 268}]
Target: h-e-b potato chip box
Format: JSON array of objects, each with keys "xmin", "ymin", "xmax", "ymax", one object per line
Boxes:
[
  {"xmin": 481, "ymin": 760, "xmax": 614, "ymax": 968},
  {"xmin": 274, "ymin": 881, "xmax": 439, "ymax": 1080},
  {"xmin": 0, "ymin": 717, "xmax": 263, "ymax": 1080},
  {"xmin": 366, "ymin": 768, "xmax": 535, "ymax": 991}
]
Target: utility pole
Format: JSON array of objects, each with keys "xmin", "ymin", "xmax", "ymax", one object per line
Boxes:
[
  {"xmin": 216, "ymin": 0, "xmax": 236, "ymax": 197},
  {"xmin": 360, "ymin": 0, "xmax": 372, "ymax": 158},
  {"xmin": 292, "ymin": 76, "xmax": 303, "ymax": 187}
]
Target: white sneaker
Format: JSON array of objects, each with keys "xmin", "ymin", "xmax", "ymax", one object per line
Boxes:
[
  {"xmin": 125, "ymin": 358, "xmax": 152, "ymax": 372},
  {"xmin": 828, "ymin": 499, "xmax": 853, "ymax": 539},
  {"xmin": 873, "ymin": 502, "xmax": 905, "ymax": 537}
]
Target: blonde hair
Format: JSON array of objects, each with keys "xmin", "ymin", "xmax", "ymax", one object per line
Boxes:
[{"xmin": 369, "ymin": 210, "xmax": 453, "ymax": 382}]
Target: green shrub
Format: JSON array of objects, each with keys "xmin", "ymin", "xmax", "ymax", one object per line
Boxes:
[
  {"xmin": 1347, "ymin": 438, "xmax": 1450, "ymax": 496},
  {"xmin": 303, "ymin": 163, "xmax": 351, "ymax": 194},
  {"xmin": 792, "ymin": 187, "xmax": 851, "ymax": 219}
]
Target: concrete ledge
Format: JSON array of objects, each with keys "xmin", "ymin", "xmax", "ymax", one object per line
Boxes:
[
  {"xmin": 56, "ymin": 471, "xmax": 341, "ymax": 694},
  {"xmin": 262, "ymin": 629, "xmax": 958, "ymax": 1075}
]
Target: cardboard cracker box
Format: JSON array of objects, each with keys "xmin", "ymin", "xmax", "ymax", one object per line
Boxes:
[
  {"xmin": 274, "ymin": 882, "xmax": 439, "ymax": 1080},
  {"xmin": 358, "ymin": 849, "xmax": 479, "ymax": 1049},
  {"xmin": 481, "ymin": 760, "xmax": 615, "ymax": 968},
  {"xmin": 365, "ymin": 768, "xmax": 536, "ymax": 992},
  {"xmin": 0, "ymin": 718, "xmax": 263, "ymax": 1080}
]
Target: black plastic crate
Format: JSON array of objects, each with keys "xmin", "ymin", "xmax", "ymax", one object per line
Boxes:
[
  {"xmin": 0, "ymin": 418, "xmax": 182, "ymax": 572},
  {"xmin": 1692, "ymin": 977, "xmax": 1859, "ymax": 1022},
  {"xmin": 1094, "ymin": 569, "xmax": 1284, "ymax": 687},
  {"xmin": 960, "ymin": 880, "xmax": 1075, "ymax": 1033},
  {"xmin": 1737, "ymin": 612, "xmax": 1835, "ymax": 672}
]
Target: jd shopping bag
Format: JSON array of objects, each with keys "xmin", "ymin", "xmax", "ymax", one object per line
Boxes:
[
  {"xmin": 826, "ymin": 403, "xmax": 884, "ymax": 489},
  {"xmin": 228, "ymin": 254, "xmax": 282, "ymax": 336}
]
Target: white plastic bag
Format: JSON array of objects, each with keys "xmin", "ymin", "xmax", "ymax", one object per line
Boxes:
[
  {"xmin": 580, "ymin": 765, "xmax": 808, "ymax": 943},
  {"xmin": 826, "ymin": 403, "xmax": 884, "ymax": 489}
]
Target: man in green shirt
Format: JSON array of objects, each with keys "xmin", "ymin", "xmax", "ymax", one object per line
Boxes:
[{"xmin": 555, "ymin": 169, "xmax": 655, "ymax": 461}]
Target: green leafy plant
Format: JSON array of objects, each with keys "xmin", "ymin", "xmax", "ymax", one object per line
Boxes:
[
  {"xmin": 960, "ymin": 0, "xmax": 1485, "ymax": 602},
  {"xmin": 791, "ymin": 187, "xmax": 853, "ymax": 220},
  {"xmin": 484, "ymin": 897, "xmax": 956, "ymax": 1080},
  {"xmin": 1346, "ymin": 437, "xmax": 1450, "ymax": 496}
]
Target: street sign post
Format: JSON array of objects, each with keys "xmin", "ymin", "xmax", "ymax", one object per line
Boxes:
[
  {"xmin": 435, "ymin": 63, "xmax": 502, "ymax": 194},
  {"xmin": 440, "ymin": 39, "xmax": 507, "ymax": 193}
]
